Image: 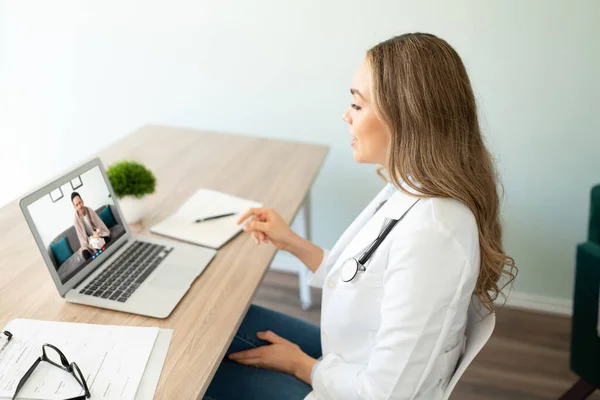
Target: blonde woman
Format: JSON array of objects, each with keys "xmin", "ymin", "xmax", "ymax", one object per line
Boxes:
[{"xmin": 204, "ymin": 33, "xmax": 516, "ymax": 400}]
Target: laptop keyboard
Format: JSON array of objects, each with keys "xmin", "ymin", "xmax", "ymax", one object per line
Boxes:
[{"xmin": 79, "ymin": 241, "xmax": 172, "ymax": 303}]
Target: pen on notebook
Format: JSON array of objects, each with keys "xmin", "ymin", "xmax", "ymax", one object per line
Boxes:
[{"xmin": 194, "ymin": 212, "xmax": 236, "ymax": 223}]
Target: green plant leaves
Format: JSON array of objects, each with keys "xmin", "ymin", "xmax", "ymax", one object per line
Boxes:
[{"xmin": 107, "ymin": 160, "xmax": 156, "ymax": 199}]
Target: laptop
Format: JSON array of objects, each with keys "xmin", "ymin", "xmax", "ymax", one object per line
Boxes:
[{"xmin": 19, "ymin": 157, "xmax": 217, "ymax": 318}]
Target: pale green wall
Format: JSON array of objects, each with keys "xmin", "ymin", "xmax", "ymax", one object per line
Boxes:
[{"xmin": 2, "ymin": 0, "xmax": 599, "ymax": 301}]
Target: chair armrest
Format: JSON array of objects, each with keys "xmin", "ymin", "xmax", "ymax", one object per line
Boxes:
[
  {"xmin": 575, "ymin": 242, "xmax": 600, "ymax": 335},
  {"xmin": 570, "ymin": 241, "xmax": 600, "ymax": 384}
]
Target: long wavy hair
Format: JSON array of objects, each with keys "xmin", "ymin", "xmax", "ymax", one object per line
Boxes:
[{"xmin": 368, "ymin": 33, "xmax": 516, "ymax": 312}]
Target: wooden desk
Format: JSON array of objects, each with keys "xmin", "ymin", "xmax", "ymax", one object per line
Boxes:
[{"xmin": 0, "ymin": 125, "xmax": 328, "ymax": 399}]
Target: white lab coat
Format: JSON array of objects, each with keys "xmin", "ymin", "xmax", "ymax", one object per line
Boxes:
[{"xmin": 305, "ymin": 182, "xmax": 480, "ymax": 400}]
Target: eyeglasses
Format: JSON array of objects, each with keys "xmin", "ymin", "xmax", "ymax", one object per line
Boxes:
[
  {"xmin": 0, "ymin": 330, "xmax": 12, "ymax": 353},
  {"xmin": 12, "ymin": 343, "xmax": 91, "ymax": 400}
]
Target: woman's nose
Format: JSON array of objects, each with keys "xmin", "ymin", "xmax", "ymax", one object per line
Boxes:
[{"xmin": 342, "ymin": 108, "xmax": 352, "ymax": 124}]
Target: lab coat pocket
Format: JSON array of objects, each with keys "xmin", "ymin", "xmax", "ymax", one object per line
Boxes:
[
  {"xmin": 436, "ymin": 339, "xmax": 464, "ymax": 385},
  {"xmin": 327, "ymin": 272, "xmax": 384, "ymax": 330}
]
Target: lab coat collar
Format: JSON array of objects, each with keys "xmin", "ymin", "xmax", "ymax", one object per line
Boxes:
[
  {"xmin": 323, "ymin": 182, "xmax": 398, "ymax": 275},
  {"xmin": 324, "ymin": 180, "xmax": 422, "ymax": 280},
  {"xmin": 326, "ymin": 183, "xmax": 422, "ymax": 280},
  {"xmin": 378, "ymin": 180, "xmax": 423, "ymax": 220}
]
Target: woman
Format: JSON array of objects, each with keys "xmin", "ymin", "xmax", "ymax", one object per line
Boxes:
[
  {"xmin": 71, "ymin": 191, "xmax": 111, "ymax": 259},
  {"xmin": 204, "ymin": 33, "xmax": 516, "ymax": 400}
]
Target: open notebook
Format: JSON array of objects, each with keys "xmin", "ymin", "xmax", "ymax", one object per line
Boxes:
[{"xmin": 150, "ymin": 189, "xmax": 262, "ymax": 249}]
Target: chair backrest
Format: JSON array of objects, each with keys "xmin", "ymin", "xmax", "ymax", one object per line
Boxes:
[{"xmin": 441, "ymin": 299, "xmax": 496, "ymax": 400}]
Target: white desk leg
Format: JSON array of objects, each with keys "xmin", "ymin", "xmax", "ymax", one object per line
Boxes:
[{"xmin": 298, "ymin": 192, "xmax": 312, "ymax": 310}]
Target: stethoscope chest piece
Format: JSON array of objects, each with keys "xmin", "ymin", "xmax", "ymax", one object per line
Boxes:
[{"xmin": 340, "ymin": 258, "xmax": 365, "ymax": 283}]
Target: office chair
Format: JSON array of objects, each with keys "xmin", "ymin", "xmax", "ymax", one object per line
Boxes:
[
  {"xmin": 442, "ymin": 298, "xmax": 496, "ymax": 400},
  {"xmin": 559, "ymin": 184, "xmax": 600, "ymax": 400}
]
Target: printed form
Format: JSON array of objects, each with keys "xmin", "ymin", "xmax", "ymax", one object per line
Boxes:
[{"xmin": 0, "ymin": 319, "xmax": 158, "ymax": 400}]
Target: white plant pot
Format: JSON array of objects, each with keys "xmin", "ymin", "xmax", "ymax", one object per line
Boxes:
[{"xmin": 118, "ymin": 196, "xmax": 146, "ymax": 224}]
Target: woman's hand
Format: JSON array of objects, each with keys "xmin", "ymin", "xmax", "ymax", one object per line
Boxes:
[
  {"xmin": 228, "ymin": 331, "xmax": 317, "ymax": 384},
  {"xmin": 237, "ymin": 208, "xmax": 298, "ymax": 251},
  {"xmin": 238, "ymin": 207, "xmax": 325, "ymax": 273}
]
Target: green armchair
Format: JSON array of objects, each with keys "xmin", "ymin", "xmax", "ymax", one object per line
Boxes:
[{"xmin": 560, "ymin": 185, "xmax": 600, "ymax": 399}]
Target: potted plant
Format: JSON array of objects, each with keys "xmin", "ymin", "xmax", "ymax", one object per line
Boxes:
[{"xmin": 107, "ymin": 160, "xmax": 156, "ymax": 224}]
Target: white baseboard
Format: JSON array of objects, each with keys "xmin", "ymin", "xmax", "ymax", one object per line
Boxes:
[{"xmin": 499, "ymin": 291, "xmax": 573, "ymax": 316}]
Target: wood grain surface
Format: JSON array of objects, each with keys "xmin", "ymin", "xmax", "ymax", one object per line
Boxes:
[{"xmin": 0, "ymin": 125, "xmax": 329, "ymax": 399}]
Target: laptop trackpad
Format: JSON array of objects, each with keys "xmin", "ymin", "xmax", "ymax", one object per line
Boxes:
[{"xmin": 149, "ymin": 266, "xmax": 196, "ymax": 290}]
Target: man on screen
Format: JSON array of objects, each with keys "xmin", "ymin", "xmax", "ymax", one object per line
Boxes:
[{"xmin": 71, "ymin": 192, "xmax": 111, "ymax": 260}]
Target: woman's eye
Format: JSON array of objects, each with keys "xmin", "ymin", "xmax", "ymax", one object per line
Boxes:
[{"xmin": 351, "ymin": 103, "xmax": 362, "ymax": 111}]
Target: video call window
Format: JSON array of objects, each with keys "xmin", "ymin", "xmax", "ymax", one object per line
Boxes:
[{"xmin": 27, "ymin": 166, "xmax": 126, "ymax": 283}]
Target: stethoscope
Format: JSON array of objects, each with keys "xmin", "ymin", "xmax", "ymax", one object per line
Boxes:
[{"xmin": 339, "ymin": 198, "xmax": 421, "ymax": 282}]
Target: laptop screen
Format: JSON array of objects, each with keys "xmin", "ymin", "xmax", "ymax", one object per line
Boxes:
[{"xmin": 26, "ymin": 165, "xmax": 126, "ymax": 284}]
